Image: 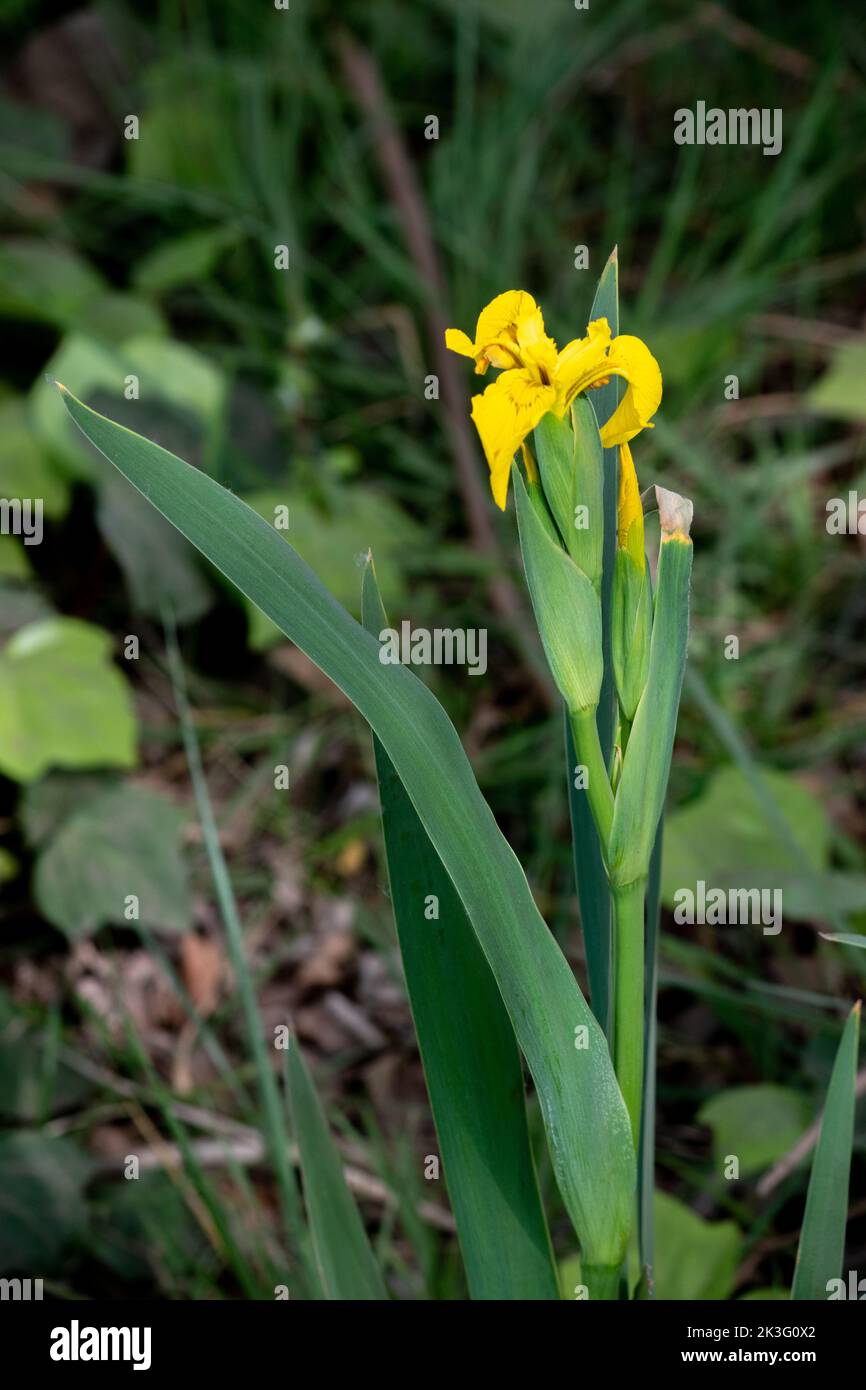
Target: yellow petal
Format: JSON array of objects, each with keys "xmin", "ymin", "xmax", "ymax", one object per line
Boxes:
[
  {"xmin": 617, "ymin": 442, "xmax": 644, "ymax": 567},
  {"xmin": 520, "ymin": 441, "xmax": 539, "ymax": 485},
  {"xmin": 444, "ymin": 328, "xmax": 476, "ymax": 358},
  {"xmin": 470, "ymin": 369, "xmax": 557, "ymax": 509},
  {"xmin": 598, "ymin": 336, "xmax": 663, "ymax": 446},
  {"xmin": 555, "ymin": 317, "xmax": 613, "ymax": 401},
  {"xmin": 475, "ymin": 290, "xmax": 540, "ymax": 346}
]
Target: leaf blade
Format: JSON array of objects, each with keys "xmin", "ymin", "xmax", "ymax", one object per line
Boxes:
[
  {"xmin": 791, "ymin": 1002, "xmax": 860, "ymax": 1300},
  {"xmin": 362, "ymin": 559, "xmax": 558, "ymax": 1300},
  {"xmin": 285, "ymin": 1043, "xmax": 388, "ymax": 1301}
]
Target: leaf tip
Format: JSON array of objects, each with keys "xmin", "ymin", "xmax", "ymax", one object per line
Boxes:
[{"xmin": 655, "ymin": 484, "xmax": 693, "ymax": 540}]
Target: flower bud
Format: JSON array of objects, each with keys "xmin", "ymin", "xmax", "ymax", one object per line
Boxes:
[{"xmin": 513, "ymin": 463, "xmax": 603, "ymax": 716}]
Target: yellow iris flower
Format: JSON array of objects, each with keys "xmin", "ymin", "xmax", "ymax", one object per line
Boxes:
[{"xmin": 445, "ymin": 291, "xmax": 662, "ymax": 510}]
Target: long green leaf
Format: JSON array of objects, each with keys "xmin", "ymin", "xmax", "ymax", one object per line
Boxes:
[
  {"xmin": 361, "ymin": 559, "xmax": 558, "ymax": 1300},
  {"xmin": 791, "ymin": 1001, "xmax": 860, "ymax": 1300},
  {"xmin": 285, "ymin": 1043, "xmax": 388, "ymax": 1300},
  {"xmin": 58, "ymin": 385, "xmax": 635, "ymax": 1280},
  {"xmin": 565, "ymin": 249, "xmax": 619, "ymax": 1034}
]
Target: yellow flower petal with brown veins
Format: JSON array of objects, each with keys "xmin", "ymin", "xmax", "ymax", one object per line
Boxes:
[
  {"xmin": 557, "ymin": 323, "xmax": 662, "ymax": 448},
  {"xmin": 555, "ymin": 318, "xmax": 614, "ymax": 402},
  {"xmin": 598, "ymin": 336, "xmax": 663, "ymax": 448},
  {"xmin": 445, "ymin": 290, "xmax": 552, "ymax": 375},
  {"xmin": 470, "ymin": 369, "xmax": 557, "ymax": 509}
]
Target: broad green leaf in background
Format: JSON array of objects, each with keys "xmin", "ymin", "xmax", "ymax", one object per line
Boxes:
[
  {"xmin": 808, "ymin": 341, "xmax": 866, "ymax": 422},
  {"xmin": 652, "ymin": 1190, "xmax": 742, "ymax": 1300},
  {"xmin": 0, "ymin": 1133, "xmax": 92, "ymax": 1273},
  {"xmin": 0, "ymin": 617, "xmax": 137, "ymax": 783},
  {"xmin": 32, "ymin": 335, "xmax": 224, "ymax": 479},
  {"xmin": 0, "ymin": 537, "xmax": 31, "ymax": 581},
  {"xmin": 33, "ymin": 784, "xmax": 191, "ymax": 938},
  {"xmin": 661, "ymin": 765, "xmax": 840, "ymax": 923},
  {"xmin": 285, "ymin": 1042, "xmax": 387, "ymax": 1300},
  {"xmin": 683, "ymin": 671, "xmax": 863, "ymax": 930},
  {"xmin": 0, "ymin": 399, "xmax": 71, "ymax": 520},
  {"xmin": 699, "ymin": 1085, "xmax": 813, "ymax": 1178},
  {"xmin": 0, "ymin": 584, "xmax": 53, "ymax": 643},
  {"xmin": 59, "ymin": 387, "xmax": 636, "ymax": 1283},
  {"xmin": 244, "ymin": 489, "xmax": 419, "ymax": 645},
  {"xmin": 792, "ymin": 1002, "xmax": 860, "ymax": 1300},
  {"xmin": 132, "ymin": 226, "xmax": 240, "ymax": 294},
  {"xmin": 0, "ymin": 236, "xmax": 163, "ymax": 342},
  {"xmin": 362, "ymin": 559, "xmax": 557, "ymax": 1300},
  {"xmin": 0, "ymin": 237, "xmax": 103, "ymax": 323},
  {"xmin": 98, "ymin": 472, "xmax": 213, "ymax": 623},
  {"xmin": 20, "ymin": 771, "xmax": 120, "ymax": 846}
]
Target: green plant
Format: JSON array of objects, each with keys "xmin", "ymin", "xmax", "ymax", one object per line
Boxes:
[{"xmin": 53, "ymin": 254, "xmax": 860, "ymax": 1301}]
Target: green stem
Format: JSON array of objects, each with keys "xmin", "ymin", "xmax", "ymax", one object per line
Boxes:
[
  {"xmin": 583, "ymin": 1263, "xmax": 621, "ymax": 1301},
  {"xmin": 613, "ymin": 877, "xmax": 647, "ymax": 1148},
  {"xmin": 570, "ymin": 707, "xmax": 615, "ymax": 856}
]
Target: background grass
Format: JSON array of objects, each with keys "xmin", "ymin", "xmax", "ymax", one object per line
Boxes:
[{"xmin": 0, "ymin": 0, "xmax": 864, "ymax": 1299}]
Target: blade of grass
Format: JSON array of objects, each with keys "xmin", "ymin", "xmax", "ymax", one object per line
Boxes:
[
  {"xmin": 285, "ymin": 1043, "xmax": 388, "ymax": 1301},
  {"xmin": 59, "ymin": 385, "xmax": 635, "ymax": 1283},
  {"xmin": 791, "ymin": 1001, "xmax": 861, "ymax": 1300},
  {"xmin": 162, "ymin": 612, "xmax": 311, "ymax": 1297},
  {"xmin": 362, "ymin": 557, "xmax": 558, "ymax": 1300}
]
